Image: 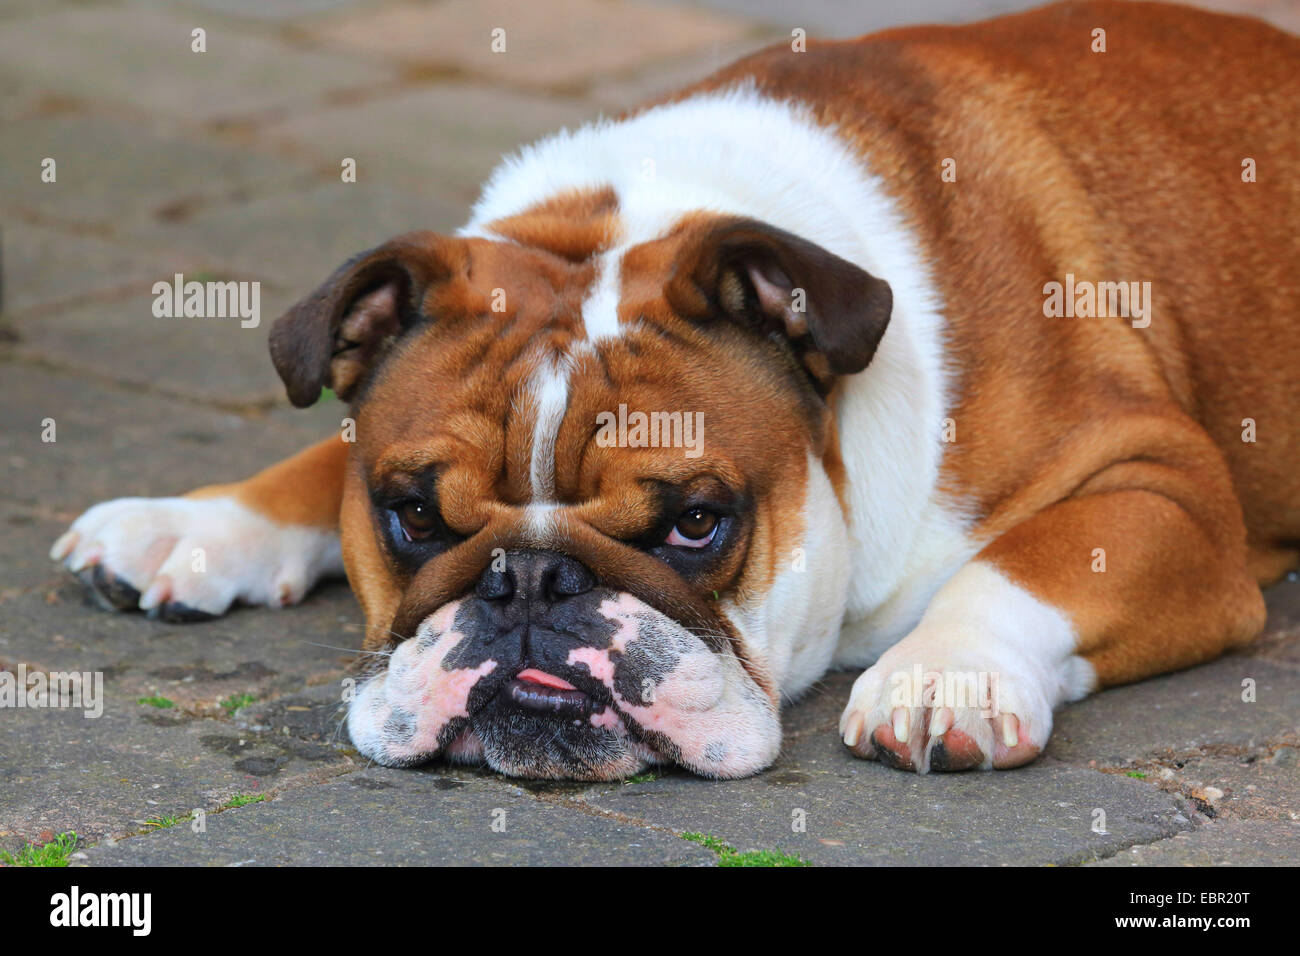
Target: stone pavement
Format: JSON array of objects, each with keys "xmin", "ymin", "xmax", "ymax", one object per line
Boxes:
[{"xmin": 2, "ymin": 0, "xmax": 1298, "ymax": 866}]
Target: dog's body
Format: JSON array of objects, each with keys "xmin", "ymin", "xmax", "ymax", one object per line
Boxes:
[{"xmin": 52, "ymin": 1, "xmax": 1300, "ymax": 778}]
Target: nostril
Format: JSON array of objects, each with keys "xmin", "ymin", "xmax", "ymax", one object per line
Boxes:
[
  {"xmin": 476, "ymin": 567, "xmax": 514, "ymax": 602},
  {"xmin": 546, "ymin": 556, "xmax": 594, "ymax": 600}
]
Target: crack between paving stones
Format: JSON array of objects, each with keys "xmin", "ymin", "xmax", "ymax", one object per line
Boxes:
[
  {"xmin": 1, "ymin": 349, "xmax": 284, "ymax": 415},
  {"xmin": 1086, "ymin": 733, "xmax": 1300, "ymax": 829},
  {"xmin": 71, "ymin": 760, "xmax": 366, "ymax": 857},
  {"xmin": 1063, "ymin": 821, "xmax": 1202, "ymax": 866},
  {"xmin": 519, "ymin": 787, "xmax": 695, "ymax": 844},
  {"xmin": 1093, "ymin": 733, "xmax": 1300, "ymax": 778}
]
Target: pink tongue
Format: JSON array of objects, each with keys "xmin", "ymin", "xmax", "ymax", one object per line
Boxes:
[{"xmin": 516, "ymin": 668, "xmax": 577, "ymax": 691}]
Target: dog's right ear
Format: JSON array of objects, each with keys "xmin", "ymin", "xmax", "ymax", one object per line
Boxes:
[{"xmin": 268, "ymin": 232, "xmax": 461, "ymax": 407}]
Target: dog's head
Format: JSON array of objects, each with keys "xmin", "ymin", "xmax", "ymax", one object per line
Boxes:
[{"xmin": 269, "ymin": 202, "xmax": 891, "ymax": 780}]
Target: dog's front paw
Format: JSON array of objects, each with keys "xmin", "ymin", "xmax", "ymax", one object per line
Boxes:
[
  {"xmin": 838, "ymin": 639, "xmax": 1062, "ymax": 773},
  {"xmin": 50, "ymin": 496, "xmax": 342, "ymax": 622}
]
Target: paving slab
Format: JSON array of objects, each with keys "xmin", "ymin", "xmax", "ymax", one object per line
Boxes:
[
  {"xmin": 0, "ymin": 576, "xmax": 361, "ymax": 712},
  {"xmin": 1048, "ymin": 656, "xmax": 1300, "ymax": 766},
  {"xmin": 11, "ymin": 286, "xmax": 300, "ymax": 407},
  {"xmin": 0, "ymin": 6, "xmax": 395, "ymax": 123},
  {"xmin": 782, "ymin": 669, "xmax": 856, "ymax": 737},
  {"xmin": 0, "ymin": 221, "xmax": 188, "ymax": 318},
  {"xmin": 1124, "ymin": 750, "xmax": 1300, "ymax": 823},
  {"xmin": 238, "ymin": 681, "xmax": 356, "ymax": 748},
  {"xmin": 1183, "ymin": 0, "xmax": 1300, "ymax": 33},
  {"xmin": 0, "ymin": 362, "xmax": 341, "ymax": 510},
  {"xmin": 1252, "ymin": 574, "xmax": 1300, "ymax": 667},
  {"xmin": 587, "ymin": 36, "xmax": 777, "ymax": 112},
  {"xmin": 305, "ymin": 0, "xmax": 756, "ymax": 91},
  {"xmin": 1089, "ymin": 818, "xmax": 1300, "ymax": 866},
  {"xmin": 178, "ymin": 0, "xmax": 379, "ymax": 21},
  {"xmin": 655, "ymin": 0, "xmax": 1040, "ymax": 37},
  {"xmin": 572, "ymin": 726, "xmax": 1197, "ymax": 866},
  {"xmin": 0, "ymin": 114, "xmax": 309, "ymax": 232},
  {"xmin": 0, "ymin": 501, "xmax": 79, "ymax": 600},
  {"xmin": 0, "ymin": 65, "xmax": 71, "ymax": 126},
  {"xmin": 124, "ymin": 182, "xmax": 464, "ymax": 292},
  {"xmin": 0, "ymin": 364, "xmax": 361, "ymax": 712},
  {"xmin": 263, "ymin": 83, "xmax": 597, "ymax": 204},
  {"xmin": 0, "ymin": 695, "xmax": 355, "ymax": 856},
  {"xmin": 0, "ymin": 0, "xmax": 62, "ymax": 19},
  {"xmin": 79, "ymin": 766, "xmax": 715, "ymax": 865}
]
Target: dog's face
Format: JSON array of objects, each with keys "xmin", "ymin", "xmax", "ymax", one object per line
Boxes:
[{"xmin": 269, "ymin": 206, "xmax": 892, "ymax": 779}]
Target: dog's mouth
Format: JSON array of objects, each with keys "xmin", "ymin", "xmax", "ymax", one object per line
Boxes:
[
  {"xmin": 502, "ymin": 668, "xmax": 595, "ymax": 718},
  {"xmin": 455, "ymin": 663, "xmax": 665, "ymax": 781},
  {"xmin": 347, "ymin": 592, "xmax": 783, "ymax": 780}
]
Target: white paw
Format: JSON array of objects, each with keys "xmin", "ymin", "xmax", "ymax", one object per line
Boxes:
[
  {"xmin": 837, "ymin": 563, "xmax": 1095, "ymax": 773},
  {"xmin": 838, "ymin": 641, "xmax": 1053, "ymax": 772},
  {"xmin": 50, "ymin": 496, "xmax": 342, "ymax": 621}
]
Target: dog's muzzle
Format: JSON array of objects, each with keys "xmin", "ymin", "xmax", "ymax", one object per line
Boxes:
[{"xmin": 346, "ymin": 549, "xmax": 782, "ymax": 780}]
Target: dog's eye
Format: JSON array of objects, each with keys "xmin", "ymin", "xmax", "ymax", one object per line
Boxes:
[
  {"xmin": 666, "ymin": 508, "xmax": 719, "ymax": 548},
  {"xmin": 396, "ymin": 501, "xmax": 440, "ymax": 541}
]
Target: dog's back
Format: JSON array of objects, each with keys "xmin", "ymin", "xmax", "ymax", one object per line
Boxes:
[{"xmin": 677, "ymin": 0, "xmax": 1300, "ymax": 573}]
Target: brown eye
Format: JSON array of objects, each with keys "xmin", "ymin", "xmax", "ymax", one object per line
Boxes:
[
  {"xmin": 667, "ymin": 508, "xmax": 719, "ymax": 548},
  {"xmin": 397, "ymin": 501, "xmax": 440, "ymax": 540}
]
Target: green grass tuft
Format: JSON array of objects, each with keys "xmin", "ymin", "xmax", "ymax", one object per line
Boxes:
[
  {"xmin": 682, "ymin": 831, "xmax": 732, "ymax": 853},
  {"xmin": 681, "ymin": 831, "xmax": 809, "ymax": 867},
  {"xmin": 1125, "ymin": 771, "xmax": 1148, "ymax": 779},
  {"xmin": 219, "ymin": 793, "xmax": 266, "ymax": 810},
  {"xmin": 718, "ymin": 849, "xmax": 810, "ymax": 867},
  {"xmin": 219, "ymin": 692, "xmax": 256, "ymax": 715},
  {"xmin": 1, "ymin": 831, "xmax": 78, "ymax": 867},
  {"xmin": 142, "ymin": 814, "xmax": 189, "ymax": 830},
  {"xmin": 137, "ymin": 695, "xmax": 174, "ymax": 709}
]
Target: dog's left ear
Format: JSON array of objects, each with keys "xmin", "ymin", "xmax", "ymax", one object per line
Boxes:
[
  {"xmin": 268, "ymin": 232, "xmax": 461, "ymax": 407},
  {"xmin": 667, "ymin": 217, "xmax": 892, "ymax": 388}
]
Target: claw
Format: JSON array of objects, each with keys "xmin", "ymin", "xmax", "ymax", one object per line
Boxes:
[
  {"xmin": 842, "ymin": 710, "xmax": 865, "ymax": 748},
  {"xmin": 928, "ymin": 706, "xmax": 952, "ymax": 737},
  {"xmin": 892, "ymin": 707, "xmax": 910, "ymax": 743},
  {"xmin": 140, "ymin": 576, "xmax": 171, "ymax": 611},
  {"xmin": 1002, "ymin": 713, "xmax": 1019, "ymax": 748},
  {"xmin": 68, "ymin": 544, "xmax": 102, "ymax": 573},
  {"xmin": 50, "ymin": 530, "xmax": 79, "ymax": 562}
]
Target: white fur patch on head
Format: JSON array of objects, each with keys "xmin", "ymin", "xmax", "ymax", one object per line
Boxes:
[
  {"xmin": 581, "ymin": 246, "xmax": 626, "ymax": 340},
  {"xmin": 460, "ymin": 87, "xmax": 969, "ymax": 672},
  {"xmin": 456, "ymin": 85, "xmax": 991, "ymax": 729},
  {"xmin": 525, "ymin": 359, "xmax": 571, "ymax": 502},
  {"xmin": 522, "ymin": 502, "xmax": 560, "ymax": 545}
]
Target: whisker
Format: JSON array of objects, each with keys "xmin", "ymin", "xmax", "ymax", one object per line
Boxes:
[
  {"xmin": 363, "ymin": 624, "xmax": 417, "ymax": 645},
  {"xmin": 301, "ymin": 640, "xmax": 391, "ymax": 658}
]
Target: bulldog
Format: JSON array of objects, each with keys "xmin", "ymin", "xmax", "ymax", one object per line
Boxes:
[{"xmin": 50, "ymin": 1, "xmax": 1300, "ymax": 779}]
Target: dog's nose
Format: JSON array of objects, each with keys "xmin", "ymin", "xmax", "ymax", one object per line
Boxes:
[{"xmin": 474, "ymin": 550, "xmax": 595, "ymax": 606}]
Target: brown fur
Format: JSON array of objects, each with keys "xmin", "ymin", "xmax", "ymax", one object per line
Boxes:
[
  {"xmin": 673, "ymin": 0, "xmax": 1299, "ymax": 684},
  {"xmin": 232, "ymin": 1, "xmax": 1297, "ymax": 696}
]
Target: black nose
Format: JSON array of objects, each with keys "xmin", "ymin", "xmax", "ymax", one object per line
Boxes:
[{"xmin": 474, "ymin": 550, "xmax": 595, "ymax": 605}]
